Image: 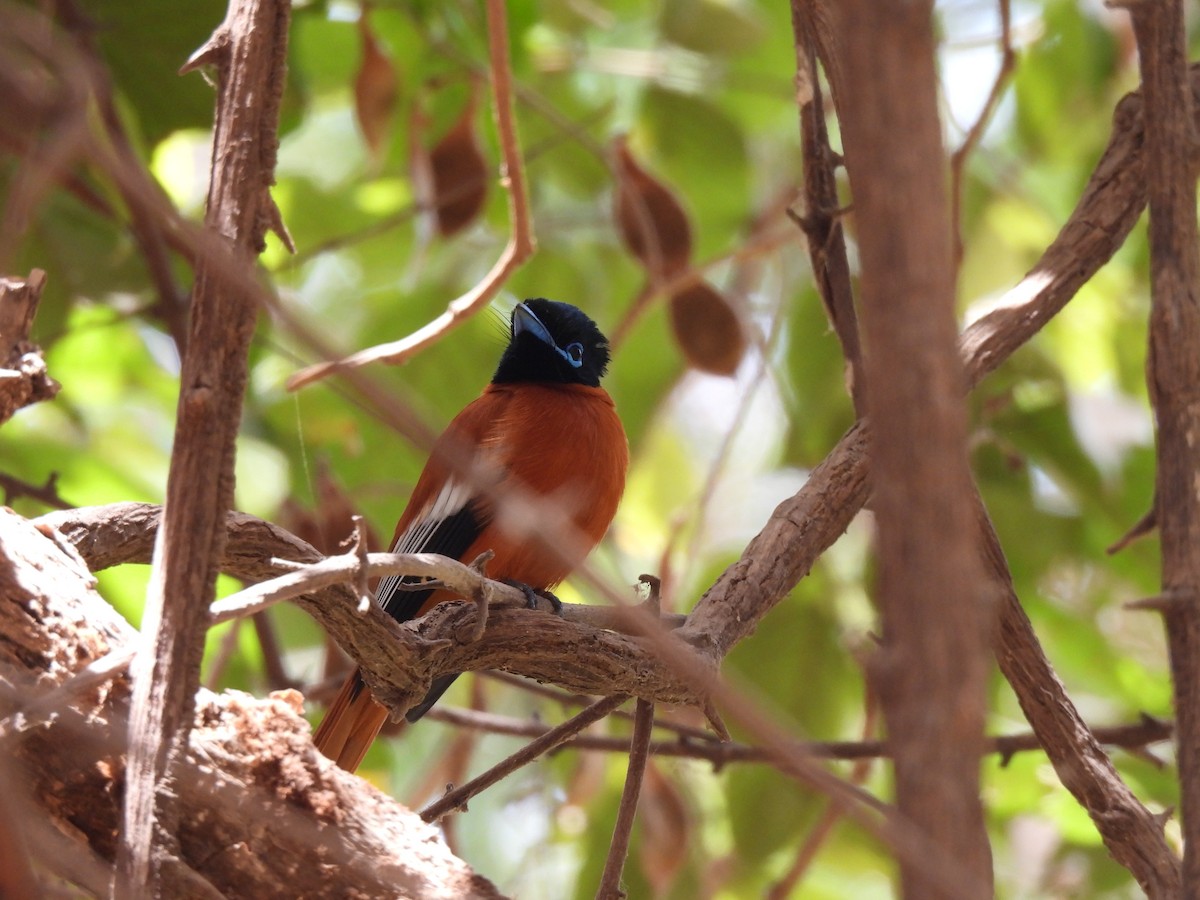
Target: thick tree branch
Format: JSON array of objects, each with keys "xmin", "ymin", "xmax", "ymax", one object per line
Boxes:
[
  {"xmin": 677, "ymin": 56, "xmax": 1188, "ymax": 893},
  {"xmin": 117, "ymin": 0, "xmax": 291, "ymax": 893},
  {"xmin": 38, "ymin": 503, "xmax": 704, "ymax": 715},
  {"xmin": 0, "ymin": 509, "xmax": 502, "ymax": 898},
  {"xmin": 835, "ymin": 3, "xmax": 992, "ymax": 894},
  {"xmin": 1128, "ymin": 0, "xmax": 1200, "ymax": 891}
]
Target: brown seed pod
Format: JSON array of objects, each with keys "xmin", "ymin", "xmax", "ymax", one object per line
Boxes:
[
  {"xmin": 637, "ymin": 763, "xmax": 691, "ymax": 899},
  {"xmin": 353, "ymin": 12, "xmax": 399, "ymax": 167},
  {"xmin": 429, "ymin": 85, "xmax": 489, "ymax": 238},
  {"xmin": 612, "ymin": 135, "xmax": 692, "ymax": 278},
  {"xmin": 668, "ymin": 279, "xmax": 746, "ymax": 376}
]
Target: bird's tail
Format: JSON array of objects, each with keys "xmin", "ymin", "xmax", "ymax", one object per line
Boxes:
[{"xmin": 312, "ymin": 671, "xmax": 390, "ymax": 772}]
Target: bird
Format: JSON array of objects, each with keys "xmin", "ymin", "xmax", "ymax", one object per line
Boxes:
[{"xmin": 313, "ymin": 298, "xmax": 629, "ymax": 772}]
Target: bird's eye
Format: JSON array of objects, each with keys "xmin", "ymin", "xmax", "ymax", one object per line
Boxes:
[{"xmin": 564, "ymin": 342, "xmax": 585, "ymax": 366}]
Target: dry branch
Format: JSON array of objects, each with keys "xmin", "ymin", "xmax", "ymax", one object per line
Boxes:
[
  {"xmin": 596, "ymin": 698, "xmax": 655, "ymax": 899},
  {"xmin": 678, "ymin": 54, "xmax": 1191, "ymax": 891},
  {"xmin": 790, "ymin": 2, "xmax": 863, "ymax": 415},
  {"xmin": 979, "ymin": 497, "xmax": 1181, "ymax": 894},
  {"xmin": 0, "ymin": 269, "xmax": 58, "ymax": 426},
  {"xmin": 1128, "ymin": 0, "xmax": 1200, "ymax": 891},
  {"xmin": 0, "ymin": 508, "xmax": 503, "ymax": 898},
  {"xmin": 37, "ymin": 503, "xmax": 705, "ymax": 715},
  {"xmin": 835, "ymin": 2, "xmax": 991, "ymax": 893},
  {"xmin": 117, "ymin": 0, "xmax": 292, "ymax": 892},
  {"xmin": 425, "ymin": 705, "xmax": 1174, "ymax": 767}
]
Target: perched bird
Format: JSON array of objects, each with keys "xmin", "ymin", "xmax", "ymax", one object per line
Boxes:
[{"xmin": 314, "ymin": 299, "xmax": 628, "ymax": 772}]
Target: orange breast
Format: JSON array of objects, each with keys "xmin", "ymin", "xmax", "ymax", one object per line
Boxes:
[{"xmin": 403, "ymin": 382, "xmax": 628, "ymax": 615}]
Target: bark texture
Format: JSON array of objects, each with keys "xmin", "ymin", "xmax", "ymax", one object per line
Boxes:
[
  {"xmin": 1130, "ymin": 0, "xmax": 1200, "ymax": 892},
  {"xmin": 833, "ymin": 2, "xmax": 991, "ymax": 895},
  {"xmin": 118, "ymin": 0, "xmax": 292, "ymax": 893},
  {"xmin": 0, "ymin": 508, "xmax": 503, "ymax": 899}
]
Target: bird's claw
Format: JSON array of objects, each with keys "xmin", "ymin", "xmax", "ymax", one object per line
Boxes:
[{"xmin": 502, "ymin": 579, "xmax": 563, "ymax": 614}]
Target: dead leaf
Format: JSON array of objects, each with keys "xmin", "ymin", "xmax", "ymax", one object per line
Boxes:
[
  {"xmin": 429, "ymin": 82, "xmax": 489, "ymax": 237},
  {"xmin": 669, "ymin": 280, "xmax": 746, "ymax": 376},
  {"xmin": 354, "ymin": 11, "xmax": 399, "ymax": 168},
  {"xmin": 637, "ymin": 762, "xmax": 690, "ymax": 898},
  {"xmin": 612, "ymin": 135, "xmax": 693, "ymax": 278}
]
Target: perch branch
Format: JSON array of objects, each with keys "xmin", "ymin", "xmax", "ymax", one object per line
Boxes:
[{"xmin": 37, "ymin": 503, "xmax": 704, "ymax": 717}]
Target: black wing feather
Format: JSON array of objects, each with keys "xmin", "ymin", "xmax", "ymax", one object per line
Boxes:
[{"xmin": 378, "ymin": 501, "xmax": 490, "ymax": 622}]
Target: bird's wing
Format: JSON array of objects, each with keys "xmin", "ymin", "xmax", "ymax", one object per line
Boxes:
[{"xmin": 375, "ymin": 394, "xmax": 503, "ymax": 622}]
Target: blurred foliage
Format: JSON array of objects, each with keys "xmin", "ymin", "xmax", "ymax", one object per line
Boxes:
[{"xmin": 2, "ymin": 0, "xmax": 1196, "ymax": 896}]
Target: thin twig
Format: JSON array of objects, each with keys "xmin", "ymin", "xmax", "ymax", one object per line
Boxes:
[
  {"xmin": 207, "ymin": 547, "xmax": 607, "ymax": 625},
  {"xmin": 58, "ymin": 0, "xmax": 191, "ymax": 351},
  {"xmin": 351, "ymin": 515, "xmax": 373, "ymax": 613},
  {"xmin": 596, "ymin": 698, "xmax": 656, "ymax": 900},
  {"xmin": 286, "ymin": 0, "xmax": 534, "ymax": 390},
  {"xmin": 421, "ymin": 694, "xmax": 629, "ymax": 822},
  {"xmin": 791, "ymin": 0, "xmax": 865, "ymax": 415},
  {"xmin": 0, "ymin": 471, "xmax": 70, "ymax": 510},
  {"xmin": 948, "ymin": 0, "xmax": 1014, "ymax": 270},
  {"xmin": 421, "ymin": 705, "xmax": 1174, "ymax": 767},
  {"xmin": 203, "ymin": 618, "xmax": 244, "ymax": 690}
]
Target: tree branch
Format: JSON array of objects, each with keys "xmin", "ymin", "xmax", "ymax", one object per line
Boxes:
[
  {"xmin": 676, "ymin": 58, "xmax": 1189, "ymax": 892},
  {"xmin": 38, "ymin": 503, "xmax": 704, "ymax": 716},
  {"xmin": 835, "ymin": 3, "xmax": 992, "ymax": 894},
  {"xmin": 1127, "ymin": 0, "xmax": 1200, "ymax": 891},
  {"xmin": 0, "ymin": 508, "xmax": 504, "ymax": 898},
  {"xmin": 596, "ymin": 698, "xmax": 655, "ymax": 899},
  {"xmin": 978, "ymin": 495, "xmax": 1181, "ymax": 894},
  {"xmin": 117, "ymin": 0, "xmax": 291, "ymax": 893},
  {"xmin": 424, "ymin": 705, "xmax": 1174, "ymax": 767},
  {"xmin": 790, "ymin": 0, "xmax": 864, "ymax": 415},
  {"xmin": 0, "ymin": 269, "xmax": 59, "ymax": 427}
]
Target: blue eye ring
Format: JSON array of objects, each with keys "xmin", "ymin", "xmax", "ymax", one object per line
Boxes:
[{"xmin": 563, "ymin": 341, "xmax": 585, "ymax": 367}]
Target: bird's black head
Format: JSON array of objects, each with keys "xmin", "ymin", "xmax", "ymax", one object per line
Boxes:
[{"xmin": 492, "ymin": 299, "xmax": 612, "ymax": 388}]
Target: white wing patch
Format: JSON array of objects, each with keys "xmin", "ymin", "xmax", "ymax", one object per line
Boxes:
[{"xmin": 374, "ymin": 479, "xmax": 473, "ymax": 609}]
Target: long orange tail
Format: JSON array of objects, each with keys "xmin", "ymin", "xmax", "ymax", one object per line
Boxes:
[{"xmin": 312, "ymin": 671, "xmax": 391, "ymax": 772}]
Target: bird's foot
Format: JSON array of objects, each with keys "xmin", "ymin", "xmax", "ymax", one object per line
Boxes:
[{"xmin": 502, "ymin": 579, "xmax": 563, "ymax": 614}]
